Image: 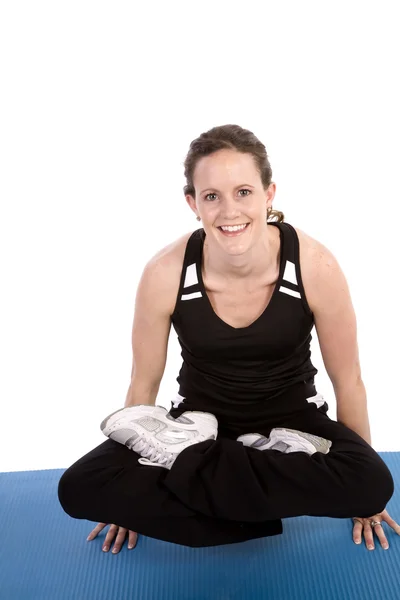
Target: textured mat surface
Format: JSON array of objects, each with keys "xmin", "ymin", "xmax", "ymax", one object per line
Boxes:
[{"xmin": 1, "ymin": 453, "xmax": 399, "ymax": 600}]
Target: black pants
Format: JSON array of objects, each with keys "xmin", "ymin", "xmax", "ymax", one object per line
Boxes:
[{"xmin": 58, "ymin": 403, "xmax": 394, "ymax": 548}]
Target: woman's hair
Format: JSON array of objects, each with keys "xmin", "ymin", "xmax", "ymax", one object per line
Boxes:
[{"xmin": 183, "ymin": 124, "xmax": 284, "ymax": 223}]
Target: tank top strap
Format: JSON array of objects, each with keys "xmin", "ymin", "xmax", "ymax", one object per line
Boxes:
[
  {"xmin": 175, "ymin": 228, "xmax": 204, "ymax": 304},
  {"xmin": 273, "ymin": 221, "xmax": 313, "ymax": 318}
]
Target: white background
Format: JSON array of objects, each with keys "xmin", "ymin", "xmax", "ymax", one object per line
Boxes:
[{"xmin": 1, "ymin": 1, "xmax": 399, "ymax": 472}]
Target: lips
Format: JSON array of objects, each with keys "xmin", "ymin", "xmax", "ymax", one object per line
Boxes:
[{"xmin": 217, "ymin": 223, "xmax": 250, "ymax": 236}]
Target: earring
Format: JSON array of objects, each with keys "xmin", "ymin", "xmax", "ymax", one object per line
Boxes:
[{"xmin": 196, "ymin": 216, "xmax": 201, "ymax": 221}]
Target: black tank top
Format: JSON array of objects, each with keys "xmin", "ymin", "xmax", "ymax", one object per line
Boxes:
[{"xmin": 169, "ymin": 222, "xmax": 319, "ymax": 434}]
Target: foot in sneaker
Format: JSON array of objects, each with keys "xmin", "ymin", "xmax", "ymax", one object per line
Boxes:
[
  {"xmin": 237, "ymin": 428, "xmax": 332, "ymax": 455},
  {"xmin": 100, "ymin": 405, "xmax": 218, "ymax": 469}
]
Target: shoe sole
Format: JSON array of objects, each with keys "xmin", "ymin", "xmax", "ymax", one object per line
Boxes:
[
  {"xmin": 269, "ymin": 428, "xmax": 332, "ymax": 454},
  {"xmin": 100, "ymin": 405, "xmax": 167, "ymax": 434},
  {"xmin": 238, "ymin": 429, "xmax": 332, "ymax": 455},
  {"xmin": 101, "ymin": 405, "xmax": 218, "ymax": 436},
  {"xmin": 100, "ymin": 405, "xmax": 218, "ymax": 458}
]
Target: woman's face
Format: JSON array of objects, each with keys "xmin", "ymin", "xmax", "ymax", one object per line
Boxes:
[{"xmin": 186, "ymin": 149, "xmax": 276, "ymax": 254}]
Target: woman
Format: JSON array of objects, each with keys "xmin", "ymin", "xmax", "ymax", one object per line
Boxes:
[{"xmin": 58, "ymin": 124, "xmax": 398, "ymax": 553}]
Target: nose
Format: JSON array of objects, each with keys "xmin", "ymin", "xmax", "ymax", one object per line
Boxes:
[{"xmin": 220, "ymin": 196, "xmax": 241, "ymax": 220}]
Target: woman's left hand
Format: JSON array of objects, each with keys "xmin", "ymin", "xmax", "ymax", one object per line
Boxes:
[{"xmin": 352, "ymin": 509, "xmax": 400, "ymax": 550}]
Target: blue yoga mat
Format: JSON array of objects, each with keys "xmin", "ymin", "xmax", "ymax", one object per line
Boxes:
[{"xmin": 1, "ymin": 453, "xmax": 399, "ymax": 600}]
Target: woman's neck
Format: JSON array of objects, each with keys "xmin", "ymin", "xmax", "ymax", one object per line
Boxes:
[{"xmin": 202, "ymin": 225, "xmax": 278, "ymax": 284}]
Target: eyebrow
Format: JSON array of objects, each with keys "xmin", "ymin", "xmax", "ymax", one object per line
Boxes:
[{"xmin": 199, "ymin": 184, "xmax": 255, "ymax": 195}]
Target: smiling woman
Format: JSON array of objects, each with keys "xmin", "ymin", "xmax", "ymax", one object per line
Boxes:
[{"xmin": 58, "ymin": 124, "xmax": 397, "ymax": 553}]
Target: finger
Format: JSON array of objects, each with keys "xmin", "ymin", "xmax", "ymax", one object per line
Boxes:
[
  {"xmin": 363, "ymin": 522, "xmax": 376, "ymax": 550},
  {"xmin": 103, "ymin": 524, "xmax": 119, "ymax": 552},
  {"xmin": 87, "ymin": 522, "xmax": 107, "ymax": 541},
  {"xmin": 372, "ymin": 523, "xmax": 389, "ymax": 550},
  {"xmin": 128, "ymin": 531, "xmax": 138, "ymax": 549},
  {"xmin": 111, "ymin": 527, "xmax": 128, "ymax": 554},
  {"xmin": 382, "ymin": 516, "xmax": 400, "ymax": 535},
  {"xmin": 352, "ymin": 520, "xmax": 363, "ymax": 545}
]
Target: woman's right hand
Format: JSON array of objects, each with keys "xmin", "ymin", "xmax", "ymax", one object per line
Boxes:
[{"xmin": 87, "ymin": 522, "xmax": 138, "ymax": 553}]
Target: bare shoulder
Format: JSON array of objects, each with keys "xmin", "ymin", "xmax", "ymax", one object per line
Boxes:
[
  {"xmin": 146, "ymin": 230, "xmax": 193, "ymax": 271},
  {"xmin": 140, "ymin": 230, "xmax": 194, "ymax": 315},
  {"xmin": 293, "ymin": 226, "xmax": 339, "ymax": 274},
  {"xmin": 292, "ymin": 225, "xmax": 349, "ymax": 311}
]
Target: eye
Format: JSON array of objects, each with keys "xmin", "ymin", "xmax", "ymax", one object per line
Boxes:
[
  {"xmin": 204, "ymin": 189, "xmax": 251, "ymax": 201},
  {"xmin": 205, "ymin": 193, "xmax": 217, "ymax": 201}
]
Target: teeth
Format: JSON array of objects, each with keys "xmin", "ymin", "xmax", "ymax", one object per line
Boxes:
[{"xmin": 220, "ymin": 224, "xmax": 248, "ymax": 232}]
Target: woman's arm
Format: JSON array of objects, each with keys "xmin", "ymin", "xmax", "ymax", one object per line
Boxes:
[
  {"xmin": 124, "ymin": 233, "xmax": 191, "ymax": 408},
  {"xmin": 124, "ymin": 255, "xmax": 173, "ymax": 407},
  {"xmin": 297, "ymin": 228, "xmax": 372, "ymax": 445}
]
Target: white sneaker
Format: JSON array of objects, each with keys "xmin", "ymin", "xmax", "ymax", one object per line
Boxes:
[
  {"xmin": 237, "ymin": 428, "xmax": 332, "ymax": 455},
  {"xmin": 100, "ymin": 405, "xmax": 218, "ymax": 469}
]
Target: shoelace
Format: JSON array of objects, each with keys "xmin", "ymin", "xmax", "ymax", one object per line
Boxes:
[{"xmin": 131, "ymin": 436, "xmax": 174, "ymax": 468}]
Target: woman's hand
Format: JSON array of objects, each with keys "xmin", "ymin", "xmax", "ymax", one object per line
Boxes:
[
  {"xmin": 86, "ymin": 523, "xmax": 138, "ymax": 554},
  {"xmin": 352, "ymin": 509, "xmax": 400, "ymax": 550}
]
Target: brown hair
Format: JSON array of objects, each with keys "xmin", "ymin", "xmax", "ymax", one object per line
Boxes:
[{"xmin": 183, "ymin": 124, "xmax": 284, "ymax": 223}]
